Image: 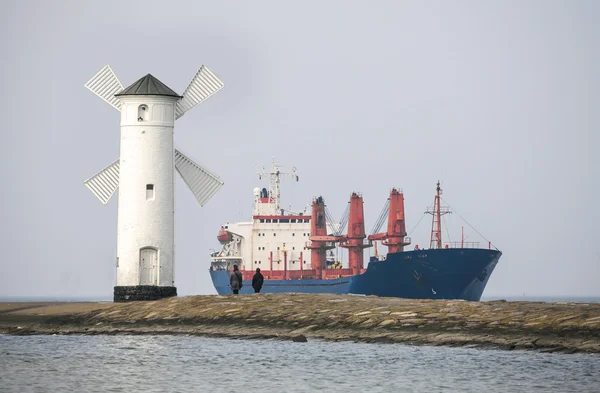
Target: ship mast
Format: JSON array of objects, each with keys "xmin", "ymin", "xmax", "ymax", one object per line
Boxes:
[
  {"xmin": 425, "ymin": 181, "xmax": 451, "ymax": 249},
  {"xmin": 257, "ymin": 157, "xmax": 298, "ymax": 213}
]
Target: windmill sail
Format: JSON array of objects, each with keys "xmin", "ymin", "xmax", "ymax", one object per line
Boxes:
[
  {"xmin": 174, "ymin": 149, "xmax": 223, "ymax": 206},
  {"xmin": 84, "ymin": 65, "xmax": 124, "ymax": 111},
  {"xmin": 84, "ymin": 159, "xmax": 120, "ymax": 204},
  {"xmin": 175, "ymin": 66, "xmax": 225, "ymax": 119}
]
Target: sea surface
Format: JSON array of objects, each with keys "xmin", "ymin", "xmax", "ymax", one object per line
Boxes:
[{"xmin": 1, "ymin": 335, "xmax": 598, "ymax": 393}]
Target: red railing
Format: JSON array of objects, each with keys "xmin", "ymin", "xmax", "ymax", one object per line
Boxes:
[{"xmin": 240, "ymin": 268, "xmax": 360, "ymax": 281}]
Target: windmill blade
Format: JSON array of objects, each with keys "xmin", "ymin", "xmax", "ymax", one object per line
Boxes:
[
  {"xmin": 174, "ymin": 149, "xmax": 224, "ymax": 206},
  {"xmin": 175, "ymin": 66, "xmax": 225, "ymax": 119},
  {"xmin": 84, "ymin": 65, "xmax": 124, "ymax": 111},
  {"xmin": 84, "ymin": 159, "xmax": 120, "ymax": 204}
]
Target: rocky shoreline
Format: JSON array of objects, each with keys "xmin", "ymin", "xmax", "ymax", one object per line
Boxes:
[{"xmin": 1, "ymin": 294, "xmax": 599, "ymax": 354}]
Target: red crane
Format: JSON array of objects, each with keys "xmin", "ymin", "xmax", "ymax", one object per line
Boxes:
[
  {"xmin": 368, "ymin": 188, "xmax": 410, "ymax": 253},
  {"xmin": 339, "ymin": 192, "xmax": 371, "ymax": 275},
  {"xmin": 306, "ymin": 196, "xmax": 338, "ymax": 279}
]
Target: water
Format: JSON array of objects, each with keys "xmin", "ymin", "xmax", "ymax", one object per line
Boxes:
[
  {"xmin": 1, "ymin": 335, "xmax": 598, "ymax": 393},
  {"xmin": 481, "ymin": 295, "xmax": 600, "ymax": 303}
]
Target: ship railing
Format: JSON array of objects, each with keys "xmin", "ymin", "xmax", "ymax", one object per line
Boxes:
[
  {"xmin": 323, "ymin": 268, "xmax": 353, "ymax": 277},
  {"xmin": 244, "ymin": 268, "xmax": 355, "ymax": 280},
  {"xmin": 444, "ymin": 242, "xmax": 481, "ymax": 249},
  {"xmin": 305, "ymin": 241, "xmax": 338, "ymax": 248},
  {"xmin": 210, "ymin": 256, "xmax": 243, "ymax": 261}
]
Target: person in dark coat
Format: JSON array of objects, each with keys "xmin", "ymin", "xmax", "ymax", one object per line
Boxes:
[
  {"xmin": 252, "ymin": 268, "xmax": 264, "ymax": 293},
  {"xmin": 230, "ymin": 264, "xmax": 243, "ymax": 294}
]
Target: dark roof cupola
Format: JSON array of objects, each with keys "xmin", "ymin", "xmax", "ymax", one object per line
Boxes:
[{"xmin": 115, "ymin": 74, "xmax": 181, "ymax": 98}]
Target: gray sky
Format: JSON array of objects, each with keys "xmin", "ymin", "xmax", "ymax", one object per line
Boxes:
[{"xmin": 1, "ymin": 0, "xmax": 598, "ymax": 298}]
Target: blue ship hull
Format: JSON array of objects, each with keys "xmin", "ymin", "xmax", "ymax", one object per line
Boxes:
[{"xmin": 209, "ymin": 248, "xmax": 501, "ymax": 301}]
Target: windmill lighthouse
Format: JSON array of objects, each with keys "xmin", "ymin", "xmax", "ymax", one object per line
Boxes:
[{"xmin": 83, "ymin": 65, "xmax": 225, "ymax": 302}]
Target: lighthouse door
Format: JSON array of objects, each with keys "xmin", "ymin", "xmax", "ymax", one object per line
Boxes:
[{"xmin": 139, "ymin": 248, "xmax": 158, "ymax": 285}]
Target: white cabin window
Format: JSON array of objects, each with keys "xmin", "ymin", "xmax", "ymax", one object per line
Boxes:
[
  {"xmin": 146, "ymin": 184, "xmax": 154, "ymax": 200},
  {"xmin": 138, "ymin": 104, "xmax": 148, "ymax": 121}
]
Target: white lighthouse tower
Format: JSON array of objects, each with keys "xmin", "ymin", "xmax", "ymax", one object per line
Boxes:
[{"xmin": 83, "ymin": 65, "xmax": 225, "ymax": 301}]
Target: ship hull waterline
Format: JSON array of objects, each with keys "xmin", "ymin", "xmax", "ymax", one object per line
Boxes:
[{"xmin": 210, "ymin": 248, "xmax": 502, "ymax": 301}]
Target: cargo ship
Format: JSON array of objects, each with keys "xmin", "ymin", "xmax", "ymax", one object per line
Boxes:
[{"xmin": 209, "ymin": 159, "xmax": 501, "ymax": 300}]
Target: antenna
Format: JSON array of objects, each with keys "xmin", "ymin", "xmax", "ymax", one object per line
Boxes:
[
  {"xmin": 256, "ymin": 157, "xmax": 298, "ymax": 213},
  {"xmin": 425, "ymin": 181, "xmax": 451, "ymax": 249}
]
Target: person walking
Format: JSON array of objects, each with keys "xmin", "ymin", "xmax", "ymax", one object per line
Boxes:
[
  {"xmin": 230, "ymin": 264, "xmax": 243, "ymax": 294},
  {"xmin": 252, "ymin": 268, "xmax": 264, "ymax": 294}
]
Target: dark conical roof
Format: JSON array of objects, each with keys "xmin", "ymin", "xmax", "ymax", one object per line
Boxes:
[{"xmin": 115, "ymin": 74, "xmax": 181, "ymax": 98}]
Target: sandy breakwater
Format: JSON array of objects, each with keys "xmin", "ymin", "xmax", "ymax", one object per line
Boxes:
[{"xmin": 1, "ymin": 294, "xmax": 599, "ymax": 354}]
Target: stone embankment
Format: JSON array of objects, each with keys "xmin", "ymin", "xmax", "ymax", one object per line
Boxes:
[{"xmin": 1, "ymin": 294, "xmax": 599, "ymax": 354}]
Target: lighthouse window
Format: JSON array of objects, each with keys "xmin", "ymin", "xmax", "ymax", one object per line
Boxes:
[
  {"xmin": 138, "ymin": 104, "xmax": 148, "ymax": 121},
  {"xmin": 146, "ymin": 184, "xmax": 154, "ymax": 200},
  {"xmin": 273, "ymin": 233, "xmax": 276, "ymax": 236}
]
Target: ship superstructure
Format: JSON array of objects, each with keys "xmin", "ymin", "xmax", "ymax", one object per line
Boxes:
[
  {"xmin": 209, "ymin": 159, "xmax": 502, "ymax": 300},
  {"xmin": 211, "ymin": 159, "xmax": 339, "ymax": 278}
]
